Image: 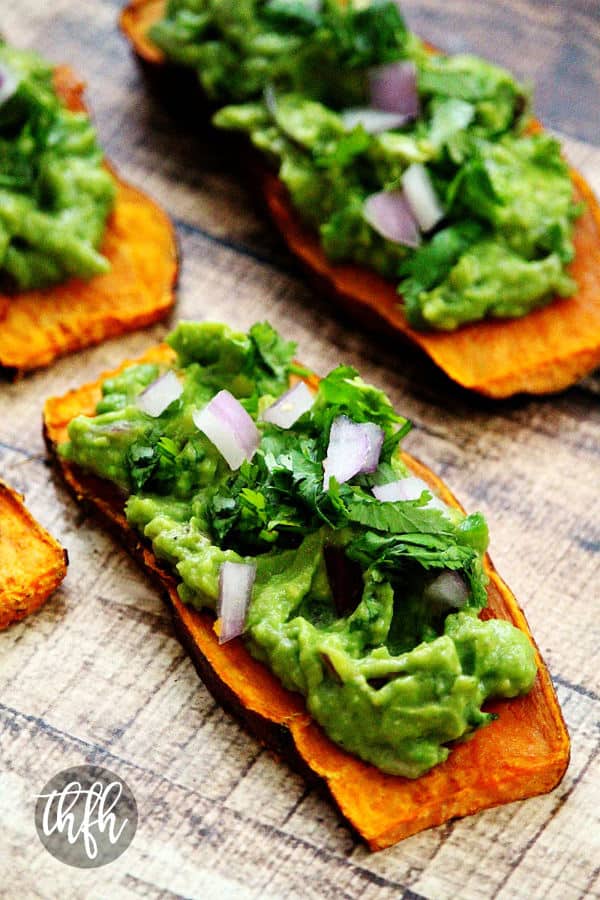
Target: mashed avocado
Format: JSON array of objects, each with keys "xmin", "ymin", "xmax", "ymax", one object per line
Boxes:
[
  {"xmin": 0, "ymin": 43, "xmax": 116, "ymax": 291},
  {"xmin": 151, "ymin": 0, "xmax": 581, "ymax": 331},
  {"xmin": 61, "ymin": 321, "xmax": 537, "ymax": 777}
]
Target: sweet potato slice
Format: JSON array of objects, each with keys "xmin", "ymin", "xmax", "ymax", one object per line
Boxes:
[
  {"xmin": 0, "ymin": 65, "xmax": 178, "ymax": 377},
  {"xmin": 43, "ymin": 345, "xmax": 569, "ymax": 849},
  {"xmin": 262, "ymin": 170, "xmax": 600, "ymax": 398},
  {"xmin": 120, "ymin": 0, "xmax": 600, "ymax": 397},
  {"xmin": 120, "ymin": 0, "xmax": 167, "ymax": 65},
  {"xmin": 0, "ymin": 481, "xmax": 68, "ymax": 629}
]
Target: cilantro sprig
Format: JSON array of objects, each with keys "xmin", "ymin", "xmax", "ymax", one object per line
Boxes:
[{"xmin": 201, "ymin": 360, "xmax": 488, "ymax": 608}]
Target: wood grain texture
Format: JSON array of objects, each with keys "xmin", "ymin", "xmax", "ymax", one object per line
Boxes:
[{"xmin": 0, "ymin": 1, "xmax": 599, "ymax": 897}]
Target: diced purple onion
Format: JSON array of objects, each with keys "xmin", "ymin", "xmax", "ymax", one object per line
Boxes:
[
  {"xmin": 361, "ymin": 422, "xmax": 385, "ymax": 473},
  {"xmin": 136, "ymin": 370, "xmax": 183, "ymax": 418},
  {"xmin": 369, "ymin": 61, "xmax": 420, "ymax": 119},
  {"xmin": 341, "ymin": 107, "xmax": 411, "ymax": 134},
  {"xmin": 0, "ymin": 64, "xmax": 18, "ymax": 106},
  {"xmin": 372, "ymin": 476, "xmax": 447, "ymax": 511},
  {"xmin": 323, "ymin": 416, "xmax": 384, "ymax": 490},
  {"xmin": 217, "ymin": 561, "xmax": 256, "ymax": 644},
  {"xmin": 402, "ymin": 163, "xmax": 444, "ymax": 232},
  {"xmin": 323, "ymin": 417, "xmax": 369, "ymax": 490},
  {"xmin": 192, "ymin": 390, "xmax": 260, "ymax": 470},
  {"xmin": 425, "ymin": 571, "xmax": 469, "ymax": 608},
  {"xmin": 363, "ymin": 190, "xmax": 421, "ymax": 248},
  {"xmin": 261, "ymin": 381, "xmax": 314, "ymax": 429}
]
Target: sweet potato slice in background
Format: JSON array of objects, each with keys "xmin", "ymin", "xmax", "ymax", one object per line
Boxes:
[
  {"xmin": 44, "ymin": 345, "xmax": 570, "ymax": 849},
  {"xmin": 0, "ymin": 481, "xmax": 68, "ymax": 629},
  {"xmin": 262, "ymin": 170, "xmax": 600, "ymax": 398},
  {"xmin": 120, "ymin": 0, "xmax": 167, "ymax": 65},
  {"xmin": 120, "ymin": 0, "xmax": 600, "ymax": 397},
  {"xmin": 0, "ymin": 66, "xmax": 178, "ymax": 377}
]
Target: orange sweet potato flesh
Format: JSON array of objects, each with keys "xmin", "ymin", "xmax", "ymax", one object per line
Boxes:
[
  {"xmin": 0, "ymin": 480, "xmax": 68, "ymax": 629},
  {"xmin": 120, "ymin": 0, "xmax": 168, "ymax": 65},
  {"xmin": 120, "ymin": 0, "xmax": 600, "ymax": 397},
  {"xmin": 43, "ymin": 344, "xmax": 569, "ymax": 849},
  {"xmin": 0, "ymin": 65, "xmax": 178, "ymax": 378}
]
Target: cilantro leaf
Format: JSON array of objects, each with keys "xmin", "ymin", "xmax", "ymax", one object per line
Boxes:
[
  {"xmin": 260, "ymin": 0, "xmax": 323, "ymax": 35},
  {"xmin": 315, "ymin": 127, "xmax": 371, "ymax": 169},
  {"xmin": 346, "ymin": 531, "xmax": 487, "ymax": 608},
  {"xmin": 399, "ymin": 221, "xmax": 484, "ymax": 290},
  {"xmin": 446, "ymin": 157, "xmax": 503, "ymax": 219},
  {"xmin": 127, "ymin": 435, "xmax": 179, "ymax": 492},
  {"xmin": 340, "ymin": 486, "xmax": 456, "ymax": 536},
  {"xmin": 356, "ymin": 462, "xmax": 400, "ymax": 489},
  {"xmin": 249, "ymin": 321, "xmax": 297, "ymax": 381},
  {"xmin": 399, "ymin": 221, "xmax": 484, "ymax": 327},
  {"xmin": 208, "ymin": 429, "xmax": 325, "ymax": 552},
  {"xmin": 342, "ymin": 1, "xmax": 408, "ymax": 69},
  {"xmin": 312, "ymin": 365, "xmax": 409, "ymax": 442}
]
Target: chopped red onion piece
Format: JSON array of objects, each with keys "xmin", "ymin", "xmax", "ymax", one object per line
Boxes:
[
  {"xmin": 361, "ymin": 422, "xmax": 385, "ymax": 473},
  {"xmin": 341, "ymin": 107, "xmax": 410, "ymax": 134},
  {"xmin": 363, "ymin": 190, "xmax": 420, "ymax": 248},
  {"xmin": 0, "ymin": 64, "xmax": 18, "ymax": 106},
  {"xmin": 323, "ymin": 416, "xmax": 368, "ymax": 490},
  {"xmin": 218, "ymin": 561, "xmax": 256, "ymax": 644},
  {"xmin": 369, "ymin": 61, "xmax": 419, "ymax": 119},
  {"xmin": 402, "ymin": 163, "xmax": 444, "ymax": 232},
  {"xmin": 425, "ymin": 571, "xmax": 469, "ymax": 608},
  {"xmin": 192, "ymin": 390, "xmax": 260, "ymax": 470},
  {"xmin": 372, "ymin": 476, "xmax": 447, "ymax": 511},
  {"xmin": 261, "ymin": 381, "xmax": 314, "ymax": 429},
  {"xmin": 323, "ymin": 416, "xmax": 384, "ymax": 489},
  {"xmin": 136, "ymin": 370, "xmax": 183, "ymax": 418}
]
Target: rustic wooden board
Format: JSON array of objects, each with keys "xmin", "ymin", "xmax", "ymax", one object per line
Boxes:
[{"xmin": 1, "ymin": 1, "xmax": 599, "ymax": 897}]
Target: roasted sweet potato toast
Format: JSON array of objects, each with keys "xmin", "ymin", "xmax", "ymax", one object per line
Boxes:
[
  {"xmin": 0, "ymin": 65, "xmax": 178, "ymax": 378},
  {"xmin": 44, "ymin": 345, "xmax": 569, "ymax": 849},
  {"xmin": 0, "ymin": 480, "xmax": 68, "ymax": 629},
  {"xmin": 120, "ymin": 0, "xmax": 600, "ymax": 398}
]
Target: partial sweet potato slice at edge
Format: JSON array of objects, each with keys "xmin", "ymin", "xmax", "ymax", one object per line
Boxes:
[
  {"xmin": 0, "ymin": 66, "xmax": 178, "ymax": 377},
  {"xmin": 0, "ymin": 481, "xmax": 68, "ymax": 629},
  {"xmin": 43, "ymin": 345, "xmax": 570, "ymax": 850},
  {"xmin": 120, "ymin": 0, "xmax": 600, "ymax": 398}
]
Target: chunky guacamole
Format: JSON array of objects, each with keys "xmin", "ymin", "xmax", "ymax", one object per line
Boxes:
[
  {"xmin": 61, "ymin": 321, "xmax": 537, "ymax": 777},
  {"xmin": 0, "ymin": 43, "xmax": 116, "ymax": 291},
  {"xmin": 150, "ymin": 0, "xmax": 581, "ymax": 331}
]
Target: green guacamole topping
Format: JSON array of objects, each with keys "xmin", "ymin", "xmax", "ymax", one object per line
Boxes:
[
  {"xmin": 150, "ymin": 0, "xmax": 581, "ymax": 331},
  {"xmin": 0, "ymin": 43, "xmax": 116, "ymax": 291},
  {"xmin": 61, "ymin": 321, "xmax": 537, "ymax": 777}
]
